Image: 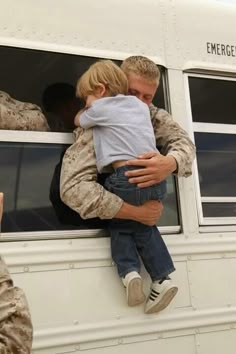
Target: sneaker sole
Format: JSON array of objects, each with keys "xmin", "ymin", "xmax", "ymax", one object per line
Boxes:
[
  {"xmin": 145, "ymin": 286, "xmax": 178, "ymax": 314},
  {"xmin": 127, "ymin": 278, "xmax": 146, "ymax": 306}
]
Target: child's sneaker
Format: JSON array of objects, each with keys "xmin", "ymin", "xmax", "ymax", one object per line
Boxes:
[
  {"xmin": 145, "ymin": 279, "xmax": 178, "ymax": 314},
  {"xmin": 122, "ymin": 271, "xmax": 146, "ymax": 306}
]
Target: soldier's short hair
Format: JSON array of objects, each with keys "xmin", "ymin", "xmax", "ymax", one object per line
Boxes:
[
  {"xmin": 121, "ymin": 56, "xmax": 160, "ymax": 84},
  {"xmin": 77, "ymin": 60, "xmax": 128, "ymax": 99}
]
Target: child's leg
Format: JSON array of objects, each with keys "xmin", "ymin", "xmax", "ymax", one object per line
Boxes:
[
  {"xmin": 135, "ymin": 225, "xmax": 175, "ymax": 280},
  {"xmin": 111, "ymin": 225, "xmax": 140, "ymax": 277},
  {"xmin": 109, "ymin": 223, "xmax": 145, "ymax": 306},
  {"xmin": 134, "ymin": 225, "xmax": 178, "ymax": 314}
]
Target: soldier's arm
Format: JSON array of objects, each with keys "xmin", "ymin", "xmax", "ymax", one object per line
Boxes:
[
  {"xmin": 0, "ymin": 258, "xmax": 33, "ymax": 354},
  {"xmin": 150, "ymin": 106, "xmax": 196, "ymax": 177},
  {"xmin": 60, "ymin": 128, "xmax": 163, "ymax": 225},
  {"xmin": 60, "ymin": 127, "xmax": 123, "ymax": 220},
  {"xmin": 0, "ymin": 90, "xmax": 50, "ymax": 131},
  {"xmin": 125, "ymin": 106, "xmax": 196, "ymax": 187}
]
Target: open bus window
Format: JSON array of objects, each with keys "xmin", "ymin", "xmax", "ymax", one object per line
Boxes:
[
  {"xmin": 188, "ymin": 75, "xmax": 236, "ymax": 223},
  {"xmin": 0, "ymin": 46, "xmax": 91, "ymax": 133},
  {"xmin": 0, "ymin": 142, "xmax": 75, "ymax": 232},
  {"xmin": 0, "ymin": 141, "xmax": 179, "ymax": 234},
  {"xmin": 0, "ymin": 46, "xmax": 165, "ymax": 133},
  {"xmin": 0, "ymin": 45, "xmax": 179, "ymax": 236}
]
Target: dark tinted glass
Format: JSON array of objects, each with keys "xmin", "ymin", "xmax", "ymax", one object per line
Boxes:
[
  {"xmin": 158, "ymin": 175, "xmax": 179, "ymax": 227},
  {"xmin": 195, "ymin": 132, "xmax": 236, "ymax": 197},
  {"xmin": 0, "ymin": 46, "xmax": 166, "ymax": 133},
  {"xmin": 189, "ymin": 77, "xmax": 236, "ymax": 124},
  {"xmin": 0, "ymin": 142, "xmax": 79, "ymax": 232},
  {"xmin": 0, "ymin": 142, "xmax": 179, "ymax": 233},
  {"xmin": 153, "ymin": 71, "xmax": 165, "ymax": 109},
  {"xmin": 202, "ymin": 203, "xmax": 236, "ymax": 218}
]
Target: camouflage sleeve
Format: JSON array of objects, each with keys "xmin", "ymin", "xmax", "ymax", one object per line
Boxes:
[
  {"xmin": 150, "ymin": 105, "xmax": 196, "ymax": 177},
  {"xmin": 0, "ymin": 104, "xmax": 50, "ymax": 131},
  {"xmin": 0, "ymin": 257, "xmax": 33, "ymax": 354},
  {"xmin": 0, "ymin": 91, "xmax": 50, "ymax": 131},
  {"xmin": 60, "ymin": 127, "xmax": 123, "ymax": 219}
]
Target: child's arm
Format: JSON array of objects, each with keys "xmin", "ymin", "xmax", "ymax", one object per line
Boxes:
[
  {"xmin": 76, "ymin": 106, "xmax": 98, "ymax": 129},
  {"xmin": 74, "ymin": 108, "xmax": 86, "ymax": 127}
]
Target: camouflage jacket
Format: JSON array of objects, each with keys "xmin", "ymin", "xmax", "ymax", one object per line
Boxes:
[
  {"xmin": 60, "ymin": 106, "xmax": 196, "ymax": 219},
  {"xmin": 0, "ymin": 256, "xmax": 33, "ymax": 354},
  {"xmin": 0, "ymin": 91, "xmax": 49, "ymax": 131}
]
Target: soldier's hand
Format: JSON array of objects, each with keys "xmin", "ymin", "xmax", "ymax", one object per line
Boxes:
[
  {"xmin": 134, "ymin": 200, "xmax": 163, "ymax": 226},
  {"xmin": 125, "ymin": 151, "xmax": 177, "ymax": 187},
  {"xmin": 115, "ymin": 199, "xmax": 163, "ymax": 226}
]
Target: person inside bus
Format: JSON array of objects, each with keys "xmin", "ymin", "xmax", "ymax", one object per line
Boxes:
[
  {"xmin": 74, "ymin": 59, "xmax": 178, "ymax": 314},
  {"xmin": 42, "ymin": 83, "xmax": 82, "ymax": 132},
  {"xmin": 60, "ymin": 55, "xmax": 195, "ymax": 314},
  {"xmin": 0, "ymin": 192, "xmax": 33, "ymax": 353},
  {"xmin": 0, "ymin": 90, "xmax": 49, "ymax": 131}
]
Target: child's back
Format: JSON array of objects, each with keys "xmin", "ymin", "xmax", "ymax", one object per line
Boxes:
[{"xmin": 80, "ymin": 94, "xmax": 158, "ymax": 173}]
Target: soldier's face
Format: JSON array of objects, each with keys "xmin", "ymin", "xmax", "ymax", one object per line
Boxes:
[{"xmin": 127, "ymin": 72, "xmax": 158, "ymax": 106}]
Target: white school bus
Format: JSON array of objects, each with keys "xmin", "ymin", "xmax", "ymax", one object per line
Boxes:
[{"xmin": 0, "ymin": 0, "xmax": 236, "ymax": 353}]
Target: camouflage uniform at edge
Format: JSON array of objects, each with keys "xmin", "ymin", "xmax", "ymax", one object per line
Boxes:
[
  {"xmin": 60, "ymin": 105, "xmax": 196, "ymax": 219},
  {"xmin": 0, "ymin": 256, "xmax": 33, "ymax": 354},
  {"xmin": 0, "ymin": 91, "xmax": 49, "ymax": 131}
]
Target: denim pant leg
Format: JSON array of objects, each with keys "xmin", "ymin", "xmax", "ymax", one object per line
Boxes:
[
  {"xmin": 109, "ymin": 220, "xmax": 141, "ymax": 278},
  {"xmin": 133, "ymin": 224, "xmax": 175, "ymax": 281},
  {"xmin": 105, "ymin": 166, "xmax": 173, "ymax": 280}
]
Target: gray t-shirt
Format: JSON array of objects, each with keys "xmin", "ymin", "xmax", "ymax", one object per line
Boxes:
[{"xmin": 80, "ymin": 94, "xmax": 158, "ymax": 173}]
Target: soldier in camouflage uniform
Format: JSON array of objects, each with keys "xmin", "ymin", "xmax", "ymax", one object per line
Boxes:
[
  {"xmin": 60, "ymin": 56, "xmax": 195, "ymax": 222},
  {"xmin": 0, "ymin": 91, "xmax": 49, "ymax": 131},
  {"xmin": 60, "ymin": 55, "xmax": 195, "ymax": 313},
  {"xmin": 0, "ymin": 193, "xmax": 33, "ymax": 353}
]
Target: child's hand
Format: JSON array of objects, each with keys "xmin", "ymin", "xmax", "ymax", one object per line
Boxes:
[{"xmin": 74, "ymin": 108, "xmax": 87, "ymax": 127}]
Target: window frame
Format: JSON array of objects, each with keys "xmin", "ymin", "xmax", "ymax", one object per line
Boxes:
[
  {"xmin": 184, "ymin": 72, "xmax": 236, "ymax": 227},
  {"xmin": 0, "ymin": 45, "xmax": 181, "ymax": 240},
  {"xmin": 0, "ymin": 130, "xmax": 181, "ymax": 241}
]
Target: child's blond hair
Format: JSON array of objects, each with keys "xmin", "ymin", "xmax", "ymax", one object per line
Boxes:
[
  {"xmin": 77, "ymin": 60, "xmax": 128, "ymax": 99},
  {"xmin": 121, "ymin": 55, "xmax": 160, "ymax": 84}
]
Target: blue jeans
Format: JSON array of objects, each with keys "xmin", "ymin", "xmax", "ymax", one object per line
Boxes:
[{"xmin": 105, "ymin": 166, "xmax": 175, "ymax": 281}]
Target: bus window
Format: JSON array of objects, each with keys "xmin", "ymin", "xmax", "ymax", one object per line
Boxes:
[
  {"xmin": 0, "ymin": 46, "xmax": 167, "ymax": 133},
  {"xmin": 0, "ymin": 45, "xmax": 180, "ymax": 237},
  {"xmin": 187, "ymin": 74, "xmax": 236, "ymax": 225}
]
